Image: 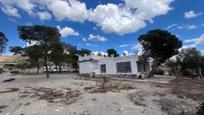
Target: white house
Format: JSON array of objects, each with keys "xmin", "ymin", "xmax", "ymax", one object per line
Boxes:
[{"xmin": 79, "ymin": 54, "xmax": 151, "ymax": 76}]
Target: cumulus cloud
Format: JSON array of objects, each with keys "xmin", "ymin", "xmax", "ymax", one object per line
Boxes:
[
  {"xmin": 184, "ymin": 33, "xmax": 204, "ymax": 47},
  {"xmin": 37, "ymin": 11, "xmax": 52, "ymax": 20},
  {"xmin": 184, "ymin": 10, "xmax": 202, "ymax": 19},
  {"xmin": 0, "ymin": 0, "xmax": 174, "ymax": 35},
  {"xmin": 132, "ymin": 43, "xmax": 143, "ymax": 55},
  {"xmin": 89, "ymin": 4, "xmax": 146, "ymax": 35},
  {"xmin": 57, "ymin": 26, "xmax": 79, "ymax": 37},
  {"xmin": 1, "ymin": 6, "xmax": 21, "ymax": 18},
  {"xmin": 47, "ymin": 0, "xmax": 88, "ymax": 22},
  {"xmin": 0, "ymin": 0, "xmax": 35, "ymax": 15},
  {"xmin": 87, "ymin": 34, "xmax": 107, "ymax": 42},
  {"xmin": 89, "ymin": 0, "xmax": 173, "ymax": 35}
]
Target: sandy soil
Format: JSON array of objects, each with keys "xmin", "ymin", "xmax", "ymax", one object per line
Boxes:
[{"xmin": 0, "ymin": 73, "xmax": 199, "ymax": 115}]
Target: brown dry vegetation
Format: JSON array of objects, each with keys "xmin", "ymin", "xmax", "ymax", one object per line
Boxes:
[
  {"xmin": 0, "ymin": 87, "xmax": 19, "ymax": 94},
  {"xmin": 170, "ymin": 77, "xmax": 204, "ymax": 101},
  {"xmin": 84, "ymin": 78, "xmax": 135, "ymax": 93},
  {"xmin": 19, "ymin": 87, "xmax": 82, "ymax": 104}
]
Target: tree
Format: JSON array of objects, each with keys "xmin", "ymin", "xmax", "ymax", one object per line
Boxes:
[
  {"xmin": 78, "ymin": 48, "xmax": 91, "ymax": 56},
  {"xmin": 178, "ymin": 47, "xmax": 202, "ymax": 79},
  {"xmin": 138, "ymin": 29, "xmax": 182, "ymax": 78},
  {"xmin": 25, "ymin": 45, "xmax": 43, "ymax": 74},
  {"xmin": 106, "ymin": 48, "xmax": 119, "ymax": 57},
  {"xmin": 200, "ymin": 56, "xmax": 204, "ymax": 77},
  {"xmin": 10, "ymin": 46, "xmax": 25, "ymax": 55},
  {"xmin": 18, "ymin": 25, "xmax": 61, "ymax": 78},
  {"xmin": 10, "ymin": 45, "xmax": 43, "ymax": 74},
  {"xmin": 63, "ymin": 43, "xmax": 79, "ymax": 70},
  {"xmin": 0, "ymin": 32, "xmax": 8, "ymax": 55},
  {"xmin": 49, "ymin": 42, "xmax": 65, "ymax": 72}
]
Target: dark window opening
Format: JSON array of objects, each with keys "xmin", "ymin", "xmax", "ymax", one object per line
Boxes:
[
  {"xmin": 100, "ymin": 64, "xmax": 106, "ymax": 73},
  {"xmin": 116, "ymin": 62, "xmax": 132, "ymax": 73}
]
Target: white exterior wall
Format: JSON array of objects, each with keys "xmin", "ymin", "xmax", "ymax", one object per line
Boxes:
[
  {"xmin": 97, "ymin": 55, "xmax": 139, "ymax": 74},
  {"xmin": 78, "ymin": 55, "xmax": 149, "ymax": 75}
]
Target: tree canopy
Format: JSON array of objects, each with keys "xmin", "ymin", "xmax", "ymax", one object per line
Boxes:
[
  {"xmin": 138, "ymin": 29, "xmax": 182, "ymax": 77},
  {"xmin": 106, "ymin": 48, "xmax": 119, "ymax": 57},
  {"xmin": 0, "ymin": 32, "xmax": 8, "ymax": 54},
  {"xmin": 18, "ymin": 25, "xmax": 61, "ymax": 78}
]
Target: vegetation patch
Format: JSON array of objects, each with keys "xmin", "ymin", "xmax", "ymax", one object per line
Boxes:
[
  {"xmin": 127, "ymin": 92, "xmax": 146, "ymax": 106},
  {"xmin": 0, "ymin": 87, "xmax": 19, "ymax": 94},
  {"xmin": 22, "ymin": 87, "xmax": 82, "ymax": 104},
  {"xmin": 84, "ymin": 77, "xmax": 135, "ymax": 93},
  {"xmin": 0, "ymin": 105, "xmax": 8, "ymax": 113},
  {"xmin": 170, "ymin": 77, "xmax": 204, "ymax": 101},
  {"xmin": 157, "ymin": 97, "xmax": 194, "ymax": 115}
]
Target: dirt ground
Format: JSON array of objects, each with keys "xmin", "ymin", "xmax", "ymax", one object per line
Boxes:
[{"xmin": 0, "ymin": 73, "xmax": 203, "ymax": 115}]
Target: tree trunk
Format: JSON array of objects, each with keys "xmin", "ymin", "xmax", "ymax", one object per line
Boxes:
[
  {"xmin": 148, "ymin": 63, "xmax": 157, "ymax": 78},
  {"xmin": 36, "ymin": 62, "xmax": 40, "ymax": 74},
  {"xmin": 44, "ymin": 52, "xmax": 49, "ymax": 78}
]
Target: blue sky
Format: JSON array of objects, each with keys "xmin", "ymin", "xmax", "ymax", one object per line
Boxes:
[{"xmin": 0, "ymin": 0, "xmax": 204, "ymax": 55}]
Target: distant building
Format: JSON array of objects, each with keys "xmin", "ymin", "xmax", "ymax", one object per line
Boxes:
[
  {"xmin": 79, "ymin": 54, "xmax": 151, "ymax": 75},
  {"xmin": 0, "ymin": 55, "xmax": 27, "ymax": 69}
]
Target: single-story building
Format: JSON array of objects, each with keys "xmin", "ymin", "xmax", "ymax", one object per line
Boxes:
[
  {"xmin": 0, "ymin": 55, "xmax": 27, "ymax": 69},
  {"xmin": 79, "ymin": 54, "xmax": 151, "ymax": 76}
]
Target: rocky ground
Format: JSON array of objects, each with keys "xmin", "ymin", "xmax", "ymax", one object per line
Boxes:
[{"xmin": 0, "ymin": 73, "xmax": 202, "ymax": 115}]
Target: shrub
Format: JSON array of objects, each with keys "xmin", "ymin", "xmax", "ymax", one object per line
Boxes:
[
  {"xmin": 0, "ymin": 68, "xmax": 3, "ymax": 74},
  {"xmin": 196, "ymin": 102, "xmax": 204, "ymax": 115},
  {"xmin": 182, "ymin": 69, "xmax": 193, "ymax": 76},
  {"xmin": 154, "ymin": 68, "xmax": 165, "ymax": 75}
]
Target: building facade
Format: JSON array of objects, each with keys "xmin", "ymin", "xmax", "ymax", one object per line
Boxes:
[{"xmin": 79, "ymin": 54, "xmax": 151, "ymax": 75}]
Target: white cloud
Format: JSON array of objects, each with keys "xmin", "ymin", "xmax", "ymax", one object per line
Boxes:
[
  {"xmin": 86, "ymin": 43, "xmax": 98, "ymax": 47},
  {"xmin": 87, "ymin": 34, "xmax": 107, "ymax": 42},
  {"xmin": 201, "ymin": 50, "xmax": 204, "ymax": 55},
  {"xmin": 92, "ymin": 51, "xmax": 107, "ymax": 56},
  {"xmin": 89, "ymin": 4, "xmax": 146, "ymax": 35},
  {"xmin": 167, "ymin": 24, "xmax": 199, "ymax": 30},
  {"xmin": 82, "ymin": 37, "xmax": 87, "ymax": 42},
  {"xmin": 119, "ymin": 44, "xmax": 131, "ymax": 48},
  {"xmin": 89, "ymin": 0, "xmax": 173, "ymax": 35},
  {"xmin": 37, "ymin": 11, "xmax": 52, "ymax": 20},
  {"xmin": 184, "ymin": 33, "xmax": 204, "ymax": 47},
  {"xmin": 0, "ymin": 0, "xmax": 174, "ymax": 35},
  {"xmin": 132, "ymin": 43, "xmax": 143, "ymax": 55},
  {"xmin": 166, "ymin": 24, "xmax": 178, "ymax": 30},
  {"xmin": 47, "ymin": 0, "xmax": 88, "ymax": 22},
  {"xmin": 184, "ymin": 10, "xmax": 202, "ymax": 19},
  {"xmin": 57, "ymin": 26, "xmax": 79, "ymax": 37},
  {"xmin": 0, "ymin": 0, "xmax": 35, "ymax": 15},
  {"xmin": 1, "ymin": 5, "xmax": 21, "ymax": 18}
]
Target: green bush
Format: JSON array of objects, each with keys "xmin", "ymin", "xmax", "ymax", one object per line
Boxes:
[{"xmin": 196, "ymin": 102, "xmax": 204, "ymax": 115}]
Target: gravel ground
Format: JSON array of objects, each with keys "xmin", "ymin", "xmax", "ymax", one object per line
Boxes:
[{"xmin": 0, "ymin": 73, "xmax": 198, "ymax": 115}]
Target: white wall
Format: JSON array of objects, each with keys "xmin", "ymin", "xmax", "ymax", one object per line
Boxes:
[
  {"xmin": 97, "ymin": 55, "xmax": 139, "ymax": 74},
  {"xmin": 79, "ymin": 55, "xmax": 151, "ymax": 75}
]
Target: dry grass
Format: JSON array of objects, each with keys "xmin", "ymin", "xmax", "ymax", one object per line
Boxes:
[
  {"xmin": 30, "ymin": 87, "xmax": 82, "ymax": 104},
  {"xmin": 84, "ymin": 80, "xmax": 135, "ymax": 93},
  {"xmin": 128, "ymin": 92, "xmax": 146, "ymax": 106},
  {"xmin": 19, "ymin": 87, "xmax": 81, "ymax": 104},
  {"xmin": 0, "ymin": 105, "xmax": 8, "ymax": 113},
  {"xmin": 0, "ymin": 87, "xmax": 19, "ymax": 94},
  {"xmin": 157, "ymin": 97, "xmax": 194, "ymax": 115},
  {"xmin": 170, "ymin": 77, "xmax": 204, "ymax": 101}
]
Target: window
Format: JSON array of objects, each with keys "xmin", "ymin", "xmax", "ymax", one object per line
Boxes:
[
  {"xmin": 116, "ymin": 62, "xmax": 132, "ymax": 73},
  {"xmin": 137, "ymin": 62, "xmax": 146, "ymax": 72},
  {"xmin": 100, "ymin": 64, "xmax": 106, "ymax": 73}
]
